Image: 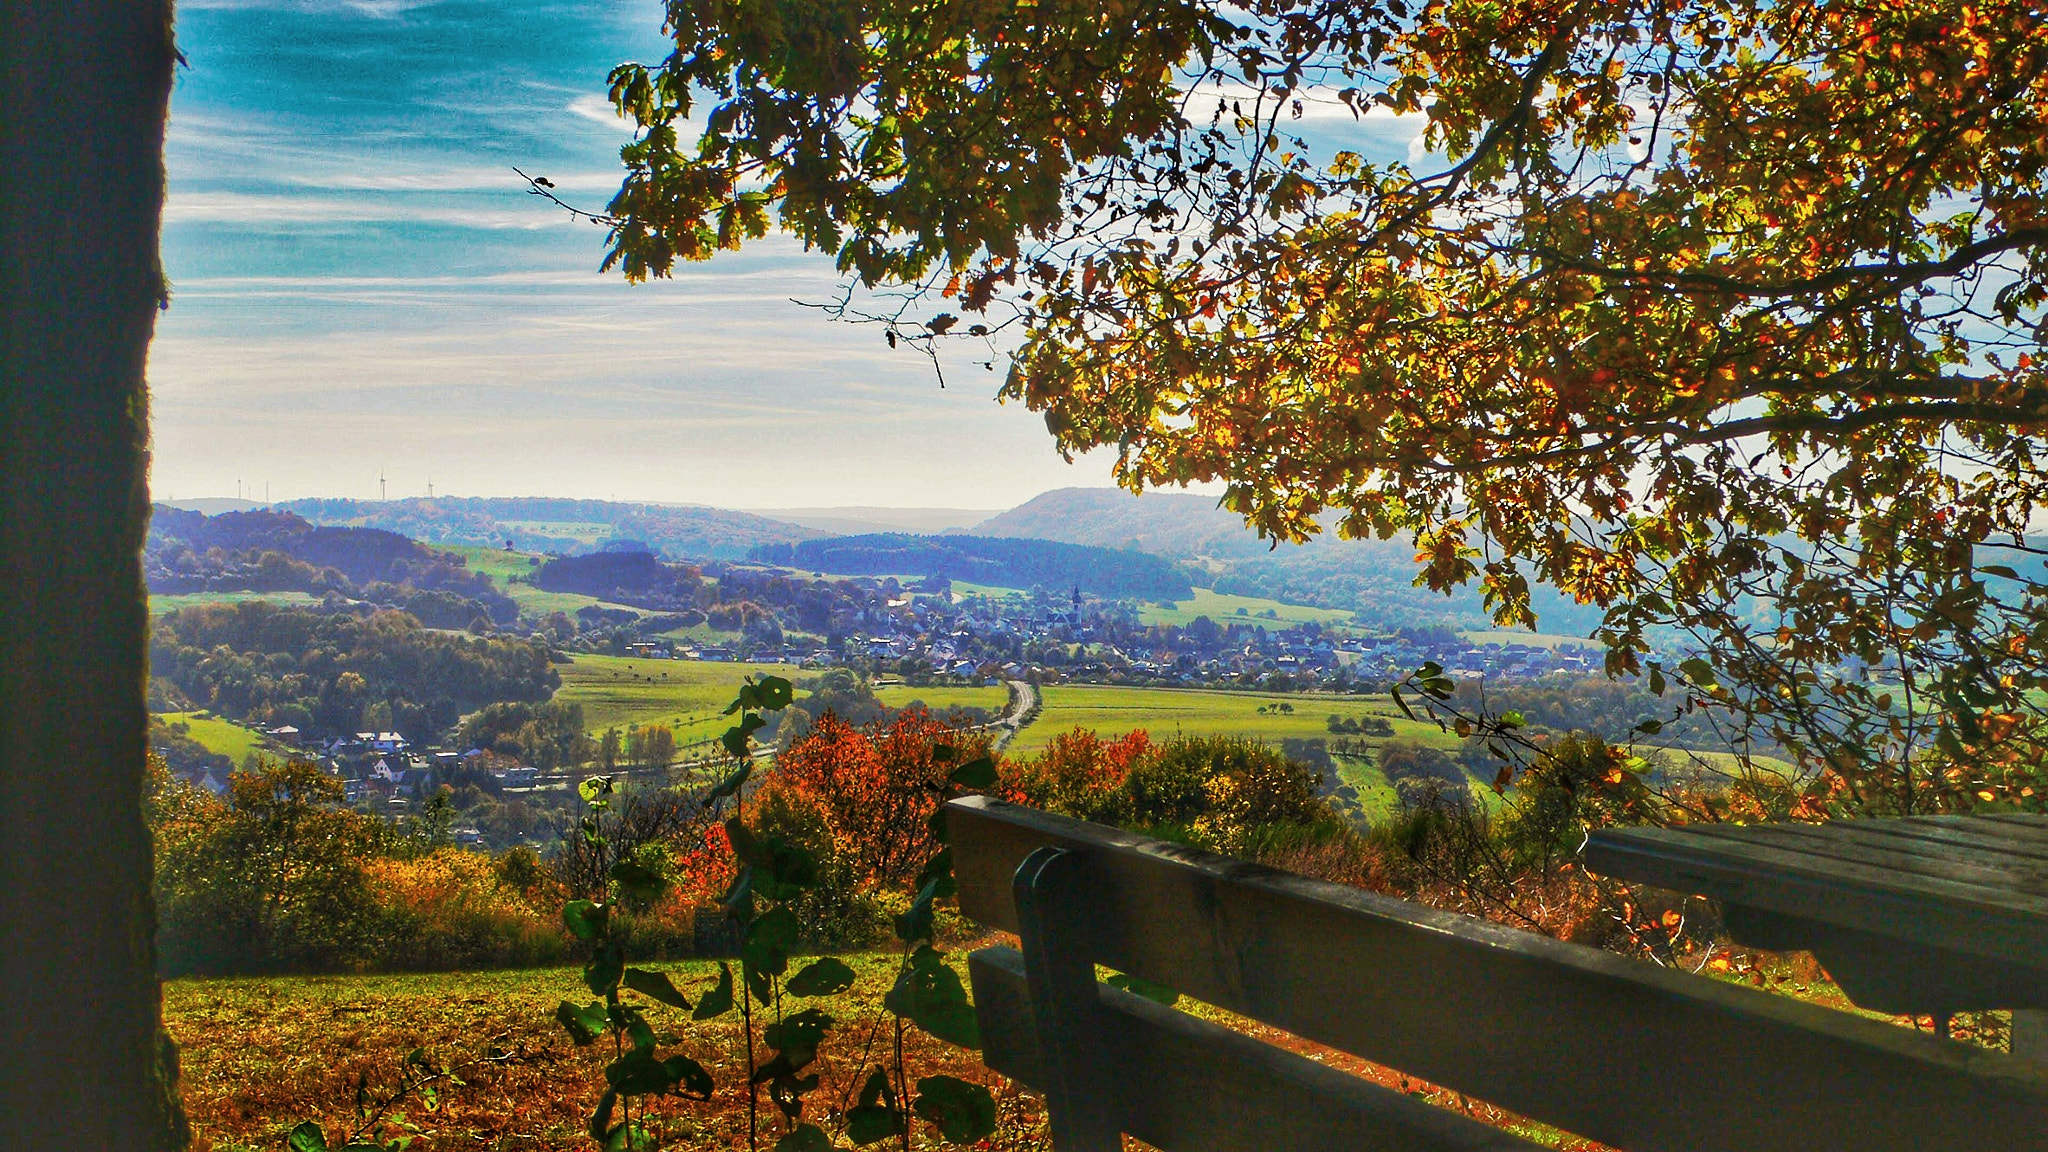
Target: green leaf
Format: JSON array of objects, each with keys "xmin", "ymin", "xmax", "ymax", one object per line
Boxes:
[
  {"xmin": 1498, "ymin": 710, "xmax": 1525, "ymax": 729},
  {"xmin": 1390, "ymin": 686, "xmax": 1416, "ymax": 720},
  {"xmin": 1648, "ymin": 665, "xmax": 1666, "ymax": 696},
  {"xmin": 931, "ymin": 743, "xmax": 958, "ymax": 763},
  {"xmin": 605, "ymin": 1047, "xmax": 683, "ymax": 1095},
  {"xmin": 609, "ymin": 860, "xmax": 669, "ymax": 904},
  {"xmin": 763, "ymin": 1007, "xmax": 835, "ymax": 1059},
  {"xmin": 726, "ymin": 675, "xmax": 795, "ymax": 715},
  {"xmin": 721, "ymin": 714, "xmax": 767, "ymax": 758},
  {"xmin": 622, "ymin": 967, "xmax": 692, "ymax": 1010},
  {"xmin": 885, "ymin": 946, "xmax": 980, "ymax": 1048},
  {"xmin": 786, "ymin": 957, "xmax": 857, "ymax": 997},
  {"xmin": 563, "ymin": 900, "xmax": 608, "ymax": 942},
  {"xmin": 578, "ymin": 776, "xmax": 616, "ymax": 804},
  {"xmin": 1105, "ymin": 973, "xmax": 1180, "ymax": 1006},
  {"xmin": 774, "ymin": 1123, "xmax": 834, "ymax": 1152},
  {"xmin": 743, "ymin": 906, "xmax": 801, "ymax": 977},
  {"xmin": 894, "ymin": 877, "xmax": 940, "ymax": 943},
  {"xmin": 1679, "ymin": 656, "xmax": 1718, "ymax": 688},
  {"xmin": 666, "ymin": 1053, "xmax": 715, "ymax": 1099},
  {"xmin": 556, "ymin": 1000, "xmax": 608, "ymax": 1046},
  {"xmin": 913, "ymin": 1076, "xmax": 998, "ymax": 1144},
  {"xmin": 584, "ymin": 941, "xmax": 625, "ymax": 997},
  {"xmin": 287, "ymin": 1121, "xmax": 329, "ymax": 1152},
  {"xmin": 947, "ymin": 755, "xmax": 996, "ymax": 789},
  {"xmin": 744, "ymin": 958, "xmax": 775, "ymax": 1006},
  {"xmin": 926, "ymin": 805, "xmax": 950, "ymax": 844},
  {"xmin": 705, "ymin": 760, "xmax": 754, "ymax": 802},
  {"xmin": 857, "ymin": 1066, "xmax": 895, "ymax": 1109},
  {"xmin": 691, "ymin": 963, "xmax": 734, "ymax": 1020},
  {"xmin": 845, "ymin": 1104, "xmax": 902, "ymax": 1146},
  {"xmin": 588, "ymin": 1089, "xmax": 619, "ymax": 1142},
  {"xmin": 913, "ymin": 849, "xmax": 956, "ymax": 900}
]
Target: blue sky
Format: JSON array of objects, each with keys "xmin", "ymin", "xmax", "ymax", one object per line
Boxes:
[{"xmin": 148, "ymin": 0, "xmax": 1426, "ymax": 509}]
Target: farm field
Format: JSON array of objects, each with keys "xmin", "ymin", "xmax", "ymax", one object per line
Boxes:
[
  {"xmin": 149, "ymin": 590, "xmax": 320, "ymax": 617},
  {"xmin": 1458, "ymin": 628, "xmax": 1594, "ymax": 651},
  {"xmin": 1009, "ymin": 683, "xmax": 1455, "ymax": 754},
  {"xmin": 437, "ymin": 544, "xmax": 645, "ymax": 619},
  {"xmin": 553, "ymin": 654, "xmax": 803, "ymax": 745},
  {"xmin": 872, "ymin": 682, "xmax": 1011, "ymax": 718},
  {"xmin": 1138, "ymin": 588, "xmax": 1353, "ymax": 627},
  {"xmin": 156, "ymin": 711, "xmax": 275, "ymax": 765}
]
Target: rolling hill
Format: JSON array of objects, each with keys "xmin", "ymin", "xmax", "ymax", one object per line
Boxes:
[{"xmin": 280, "ymin": 496, "xmax": 826, "ymax": 560}]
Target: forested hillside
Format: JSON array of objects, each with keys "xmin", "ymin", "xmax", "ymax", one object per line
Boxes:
[
  {"xmin": 755, "ymin": 533, "xmax": 1195, "ymax": 600},
  {"xmin": 148, "ymin": 505, "xmax": 520, "ymax": 625},
  {"xmin": 282, "ymin": 496, "xmax": 825, "ymax": 559},
  {"xmin": 150, "ymin": 602, "xmax": 559, "ymax": 743}
]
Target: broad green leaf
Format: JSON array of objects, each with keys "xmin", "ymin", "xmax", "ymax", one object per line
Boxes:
[
  {"xmin": 913, "ymin": 849, "xmax": 957, "ymax": 900},
  {"xmin": 845, "ymin": 1104, "xmax": 902, "ymax": 1146},
  {"xmin": 692, "ymin": 962, "xmax": 734, "ymax": 1020},
  {"xmin": 287, "ymin": 1121, "xmax": 329, "ymax": 1152},
  {"xmin": 885, "ymin": 947, "xmax": 979, "ymax": 1048},
  {"xmin": 743, "ymin": 906, "xmax": 801, "ymax": 976},
  {"xmin": 913, "ymin": 1076, "xmax": 997, "ymax": 1144},
  {"xmin": 622, "ymin": 967, "xmax": 692, "ymax": 1010},
  {"xmin": 556, "ymin": 1000, "xmax": 608, "ymax": 1046},
  {"xmin": 584, "ymin": 941, "xmax": 625, "ymax": 996},
  {"xmin": 1679, "ymin": 656, "xmax": 1718, "ymax": 688},
  {"xmin": 578, "ymin": 776, "xmax": 616, "ymax": 804},
  {"xmin": 786, "ymin": 956, "xmax": 857, "ymax": 997},
  {"xmin": 609, "ymin": 860, "xmax": 669, "ymax": 904},
  {"xmin": 721, "ymin": 714, "xmax": 767, "ymax": 758},
  {"xmin": 588, "ymin": 1089, "xmax": 618, "ymax": 1141},
  {"xmin": 763, "ymin": 1007, "xmax": 835, "ymax": 1061},
  {"xmin": 947, "ymin": 755, "xmax": 996, "ymax": 789},
  {"xmin": 563, "ymin": 900, "xmax": 608, "ymax": 942}
]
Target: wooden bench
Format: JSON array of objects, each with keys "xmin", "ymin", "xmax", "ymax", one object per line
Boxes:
[{"xmin": 947, "ymin": 797, "xmax": 2048, "ymax": 1152}]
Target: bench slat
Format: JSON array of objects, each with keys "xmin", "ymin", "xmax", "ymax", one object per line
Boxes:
[
  {"xmin": 968, "ymin": 947, "xmax": 1545, "ymax": 1152},
  {"xmin": 949, "ymin": 797, "xmax": 2048, "ymax": 1152}
]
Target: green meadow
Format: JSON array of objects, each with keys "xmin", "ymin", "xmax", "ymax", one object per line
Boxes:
[
  {"xmin": 437, "ymin": 544, "xmax": 646, "ymax": 619},
  {"xmin": 149, "ymin": 590, "xmax": 320, "ymax": 617},
  {"xmin": 1009, "ymin": 683, "xmax": 1454, "ymax": 754},
  {"xmin": 552, "ymin": 654, "xmax": 803, "ymax": 745},
  {"xmin": 871, "ymin": 682, "xmax": 1011, "ymax": 718},
  {"xmin": 156, "ymin": 711, "xmax": 276, "ymax": 765},
  {"xmin": 1137, "ymin": 588, "xmax": 1354, "ymax": 627}
]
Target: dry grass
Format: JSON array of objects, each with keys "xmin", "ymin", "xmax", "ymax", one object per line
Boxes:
[{"xmin": 166, "ymin": 954, "xmax": 1038, "ymax": 1152}]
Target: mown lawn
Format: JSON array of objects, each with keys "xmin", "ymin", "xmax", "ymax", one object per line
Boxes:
[
  {"xmin": 1136, "ymin": 588, "xmax": 1353, "ymax": 627},
  {"xmin": 156, "ymin": 711, "xmax": 276, "ymax": 766},
  {"xmin": 553, "ymin": 655, "xmax": 804, "ymax": 746},
  {"xmin": 1010, "ymin": 684, "xmax": 1455, "ymax": 754}
]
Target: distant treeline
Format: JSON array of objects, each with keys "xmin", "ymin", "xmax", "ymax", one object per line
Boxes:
[
  {"xmin": 281, "ymin": 496, "xmax": 824, "ymax": 560},
  {"xmin": 753, "ymin": 533, "xmax": 1195, "ymax": 600}
]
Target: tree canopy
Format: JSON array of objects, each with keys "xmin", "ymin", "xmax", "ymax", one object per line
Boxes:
[{"xmin": 582, "ymin": 0, "xmax": 2048, "ymax": 809}]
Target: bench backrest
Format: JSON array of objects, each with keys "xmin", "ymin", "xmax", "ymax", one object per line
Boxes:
[{"xmin": 947, "ymin": 797, "xmax": 2048, "ymax": 1152}]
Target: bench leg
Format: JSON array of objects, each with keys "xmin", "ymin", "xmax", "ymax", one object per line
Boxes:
[{"xmin": 1015, "ymin": 846, "xmax": 1122, "ymax": 1152}]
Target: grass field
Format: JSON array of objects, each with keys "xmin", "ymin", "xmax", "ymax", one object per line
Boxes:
[
  {"xmin": 1009, "ymin": 683, "xmax": 1455, "ymax": 754},
  {"xmin": 1458, "ymin": 628, "xmax": 1595, "ymax": 650},
  {"xmin": 871, "ymin": 682, "xmax": 1011, "ymax": 718},
  {"xmin": 164, "ymin": 953, "xmax": 1012, "ymax": 1152},
  {"xmin": 1138, "ymin": 588, "xmax": 1353, "ymax": 627},
  {"xmin": 437, "ymin": 544, "xmax": 647, "ymax": 620},
  {"xmin": 149, "ymin": 591, "xmax": 320, "ymax": 617},
  {"xmin": 156, "ymin": 711, "xmax": 275, "ymax": 765},
  {"xmin": 553, "ymin": 655, "xmax": 803, "ymax": 745}
]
